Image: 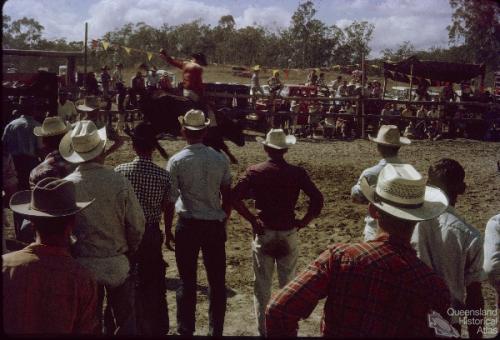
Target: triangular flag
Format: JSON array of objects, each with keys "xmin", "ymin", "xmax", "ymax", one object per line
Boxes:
[
  {"xmin": 147, "ymin": 52, "xmax": 153, "ymax": 61},
  {"xmin": 124, "ymin": 47, "xmax": 131, "ymax": 55},
  {"xmin": 102, "ymin": 41, "xmax": 110, "ymax": 50}
]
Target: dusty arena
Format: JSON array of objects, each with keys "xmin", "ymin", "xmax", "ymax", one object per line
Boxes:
[{"xmin": 105, "ymin": 134, "xmax": 499, "ymax": 336}]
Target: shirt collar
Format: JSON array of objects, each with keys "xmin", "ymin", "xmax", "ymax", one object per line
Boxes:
[
  {"xmin": 371, "ymin": 232, "xmax": 416, "ymax": 253},
  {"xmin": 379, "ymin": 156, "xmax": 401, "ymax": 164},
  {"xmin": 26, "ymin": 243, "xmax": 72, "ymax": 258},
  {"xmin": 76, "ymin": 162, "xmax": 105, "ymax": 171},
  {"xmin": 134, "ymin": 156, "xmax": 153, "ymax": 162},
  {"xmin": 183, "ymin": 143, "xmax": 205, "ymax": 150}
]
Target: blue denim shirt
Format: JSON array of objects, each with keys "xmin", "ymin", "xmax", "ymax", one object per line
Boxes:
[
  {"xmin": 166, "ymin": 143, "xmax": 231, "ymax": 222},
  {"xmin": 2, "ymin": 115, "xmax": 41, "ymax": 156}
]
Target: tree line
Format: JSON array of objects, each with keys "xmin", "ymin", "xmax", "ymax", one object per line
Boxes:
[{"xmin": 2, "ymin": 0, "xmax": 498, "ymax": 76}]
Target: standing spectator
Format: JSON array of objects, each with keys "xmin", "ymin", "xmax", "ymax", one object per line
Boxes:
[
  {"xmin": 416, "ymin": 80, "xmax": 430, "ymax": 101},
  {"xmin": 165, "ymin": 109, "xmax": 232, "ymax": 336},
  {"xmin": 351, "ymin": 125, "xmax": 410, "ymax": 241},
  {"xmin": 232, "ymin": 129, "xmax": 323, "ymax": 336},
  {"xmin": 411, "ymin": 159, "xmax": 484, "ymax": 337},
  {"xmin": 379, "ymin": 102, "xmax": 392, "ymax": 125},
  {"xmin": 2, "ymin": 153, "xmax": 18, "ymax": 254},
  {"xmin": 159, "ymin": 72, "xmax": 173, "ymax": 91},
  {"xmin": 2, "ymin": 97, "xmax": 43, "ymax": 191},
  {"xmin": 251, "ymin": 65, "xmax": 264, "ymax": 98},
  {"xmin": 59, "ymin": 120, "xmax": 145, "ymax": 335},
  {"xmin": 306, "ymin": 69, "xmax": 318, "ymax": 86},
  {"xmin": 100, "ymin": 66, "xmax": 111, "ymax": 98},
  {"xmin": 57, "ymin": 90, "xmax": 78, "ymax": 123},
  {"xmin": 442, "ymin": 83, "xmax": 456, "ymax": 102},
  {"xmin": 115, "ymin": 123, "xmax": 172, "ymax": 335},
  {"xmin": 112, "ymin": 63, "xmax": 124, "ymax": 90},
  {"xmin": 266, "ymin": 164, "xmax": 452, "ymax": 337},
  {"xmin": 484, "ymin": 214, "xmax": 500, "ymax": 312},
  {"xmin": 3, "ymin": 177, "xmax": 97, "ymax": 334},
  {"xmin": 77, "ymin": 96, "xmax": 103, "ymax": 127},
  {"xmin": 146, "ymin": 67, "xmax": 160, "ymax": 91},
  {"xmin": 129, "ymin": 71, "xmax": 146, "ymax": 107},
  {"xmin": 85, "ymin": 72, "xmax": 99, "ymax": 96},
  {"xmin": 267, "ymin": 70, "xmax": 284, "ymax": 98}
]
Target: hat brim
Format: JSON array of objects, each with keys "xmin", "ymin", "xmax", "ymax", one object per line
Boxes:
[
  {"xmin": 178, "ymin": 116, "xmax": 210, "ymax": 130},
  {"xmin": 10, "ymin": 191, "xmax": 94, "ymax": 218},
  {"xmin": 368, "ymin": 135, "xmax": 411, "ymax": 146},
  {"xmin": 59, "ymin": 127, "xmax": 107, "ymax": 164},
  {"xmin": 77, "ymin": 105, "xmax": 98, "ymax": 112},
  {"xmin": 360, "ymin": 177, "xmax": 448, "ymax": 221},
  {"xmin": 33, "ymin": 124, "xmax": 70, "ymax": 137},
  {"xmin": 256, "ymin": 135, "xmax": 296, "ymax": 150}
]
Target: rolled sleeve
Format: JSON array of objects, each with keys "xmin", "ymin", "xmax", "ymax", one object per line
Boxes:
[{"xmin": 123, "ymin": 181, "xmax": 145, "ymax": 253}]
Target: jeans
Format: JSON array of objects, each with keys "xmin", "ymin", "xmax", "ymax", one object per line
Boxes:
[
  {"xmin": 252, "ymin": 228, "xmax": 298, "ymax": 336},
  {"xmin": 175, "ymin": 217, "xmax": 227, "ymax": 336},
  {"xmin": 98, "ymin": 276, "xmax": 137, "ymax": 335},
  {"xmin": 135, "ymin": 223, "xmax": 169, "ymax": 335}
]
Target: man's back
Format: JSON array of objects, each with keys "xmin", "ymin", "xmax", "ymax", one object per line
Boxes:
[
  {"xmin": 412, "ymin": 206, "xmax": 483, "ymax": 307},
  {"xmin": 2, "ymin": 244, "xmax": 98, "ymax": 334},
  {"xmin": 2, "ymin": 115, "xmax": 40, "ymax": 156},
  {"xmin": 266, "ymin": 234, "xmax": 451, "ymax": 337}
]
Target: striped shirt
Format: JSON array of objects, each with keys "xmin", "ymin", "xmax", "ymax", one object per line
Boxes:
[
  {"xmin": 115, "ymin": 157, "xmax": 172, "ymax": 225},
  {"xmin": 266, "ymin": 233, "xmax": 451, "ymax": 337}
]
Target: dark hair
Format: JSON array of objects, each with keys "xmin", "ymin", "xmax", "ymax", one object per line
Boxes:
[
  {"xmin": 42, "ymin": 134, "xmax": 65, "ymax": 151},
  {"xmin": 377, "ymin": 144, "xmax": 400, "ymax": 158},
  {"xmin": 428, "ymin": 158, "xmax": 465, "ymax": 188},
  {"xmin": 182, "ymin": 127, "xmax": 207, "ymax": 140},
  {"xmin": 264, "ymin": 145, "xmax": 288, "ymax": 157},
  {"xmin": 30, "ymin": 215, "xmax": 74, "ymax": 236},
  {"xmin": 376, "ymin": 206, "xmax": 416, "ymax": 230}
]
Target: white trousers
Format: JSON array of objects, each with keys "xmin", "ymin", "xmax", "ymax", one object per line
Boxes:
[{"xmin": 252, "ymin": 228, "xmax": 298, "ymax": 336}]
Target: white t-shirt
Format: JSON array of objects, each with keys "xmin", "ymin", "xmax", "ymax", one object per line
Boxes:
[{"xmin": 57, "ymin": 101, "xmax": 78, "ymax": 122}]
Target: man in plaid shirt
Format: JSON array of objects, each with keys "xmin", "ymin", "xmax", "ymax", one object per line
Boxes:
[
  {"xmin": 115, "ymin": 122, "xmax": 173, "ymax": 335},
  {"xmin": 266, "ymin": 164, "xmax": 454, "ymax": 337}
]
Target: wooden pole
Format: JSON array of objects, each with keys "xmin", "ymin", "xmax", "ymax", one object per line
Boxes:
[
  {"xmin": 84, "ymin": 22, "xmax": 88, "ymax": 84},
  {"xmin": 382, "ymin": 75, "xmax": 387, "ymax": 99},
  {"xmin": 361, "ymin": 52, "xmax": 365, "ymax": 138},
  {"xmin": 408, "ymin": 63, "xmax": 414, "ymax": 103}
]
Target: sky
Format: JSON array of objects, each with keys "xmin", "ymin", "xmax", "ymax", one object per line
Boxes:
[{"xmin": 3, "ymin": 0, "xmax": 456, "ymax": 58}]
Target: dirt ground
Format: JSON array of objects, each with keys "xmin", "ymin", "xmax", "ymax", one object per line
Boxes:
[
  {"xmin": 4, "ymin": 134, "xmax": 499, "ymax": 337},
  {"xmin": 107, "ymin": 133, "xmax": 499, "ymax": 337}
]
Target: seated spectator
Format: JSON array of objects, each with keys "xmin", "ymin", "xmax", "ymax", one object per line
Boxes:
[
  {"xmin": 403, "ymin": 121, "xmax": 417, "ymax": 139},
  {"xmin": 3, "ymin": 177, "xmax": 97, "ymax": 334}
]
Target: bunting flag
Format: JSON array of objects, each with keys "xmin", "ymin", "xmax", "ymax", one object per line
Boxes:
[
  {"xmin": 124, "ymin": 47, "xmax": 132, "ymax": 55},
  {"xmin": 102, "ymin": 40, "xmax": 110, "ymax": 50},
  {"xmin": 147, "ymin": 52, "xmax": 153, "ymax": 61}
]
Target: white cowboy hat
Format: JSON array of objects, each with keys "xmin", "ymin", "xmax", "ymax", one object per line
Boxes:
[
  {"xmin": 33, "ymin": 116, "xmax": 70, "ymax": 137},
  {"xmin": 360, "ymin": 163, "xmax": 448, "ymax": 221},
  {"xmin": 256, "ymin": 129, "xmax": 296, "ymax": 150},
  {"xmin": 10, "ymin": 177, "xmax": 94, "ymax": 218},
  {"xmin": 253, "ymin": 65, "xmax": 261, "ymax": 71},
  {"xmin": 59, "ymin": 120, "xmax": 107, "ymax": 163},
  {"xmin": 77, "ymin": 96, "xmax": 100, "ymax": 112},
  {"xmin": 178, "ymin": 109, "xmax": 210, "ymax": 130},
  {"xmin": 369, "ymin": 125, "xmax": 411, "ymax": 146}
]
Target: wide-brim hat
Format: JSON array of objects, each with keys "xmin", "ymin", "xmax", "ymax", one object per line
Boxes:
[
  {"xmin": 191, "ymin": 52, "xmax": 207, "ymax": 66},
  {"xmin": 34, "ymin": 116, "xmax": 71, "ymax": 137},
  {"xmin": 125, "ymin": 122, "xmax": 157, "ymax": 145},
  {"xmin": 77, "ymin": 96, "xmax": 100, "ymax": 112},
  {"xmin": 253, "ymin": 65, "xmax": 261, "ymax": 71},
  {"xmin": 360, "ymin": 163, "xmax": 448, "ymax": 221},
  {"xmin": 256, "ymin": 129, "xmax": 296, "ymax": 150},
  {"xmin": 369, "ymin": 124, "xmax": 411, "ymax": 147},
  {"xmin": 178, "ymin": 109, "xmax": 210, "ymax": 130},
  {"xmin": 10, "ymin": 177, "xmax": 94, "ymax": 218},
  {"xmin": 59, "ymin": 120, "xmax": 107, "ymax": 163}
]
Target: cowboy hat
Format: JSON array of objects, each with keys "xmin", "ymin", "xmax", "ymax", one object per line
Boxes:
[
  {"xmin": 59, "ymin": 120, "xmax": 107, "ymax": 163},
  {"xmin": 360, "ymin": 163, "xmax": 448, "ymax": 221},
  {"xmin": 369, "ymin": 125, "xmax": 411, "ymax": 147},
  {"xmin": 33, "ymin": 116, "xmax": 71, "ymax": 137},
  {"xmin": 125, "ymin": 122, "xmax": 157, "ymax": 146},
  {"xmin": 77, "ymin": 96, "xmax": 100, "ymax": 112},
  {"xmin": 272, "ymin": 70, "xmax": 280, "ymax": 76},
  {"xmin": 178, "ymin": 109, "xmax": 210, "ymax": 130},
  {"xmin": 191, "ymin": 52, "xmax": 207, "ymax": 66},
  {"xmin": 256, "ymin": 129, "xmax": 296, "ymax": 150},
  {"xmin": 10, "ymin": 177, "xmax": 94, "ymax": 218},
  {"xmin": 253, "ymin": 65, "xmax": 261, "ymax": 71}
]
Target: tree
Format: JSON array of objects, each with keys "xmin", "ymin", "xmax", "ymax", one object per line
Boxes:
[
  {"xmin": 3, "ymin": 16, "xmax": 44, "ymax": 49},
  {"xmin": 447, "ymin": 0, "xmax": 499, "ymax": 67},
  {"xmin": 341, "ymin": 21, "xmax": 374, "ymax": 64},
  {"xmin": 381, "ymin": 41, "xmax": 416, "ymax": 62}
]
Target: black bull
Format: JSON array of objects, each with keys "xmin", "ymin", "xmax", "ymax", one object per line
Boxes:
[{"xmin": 139, "ymin": 93, "xmax": 245, "ymax": 163}]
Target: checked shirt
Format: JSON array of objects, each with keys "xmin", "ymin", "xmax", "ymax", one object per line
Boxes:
[
  {"xmin": 265, "ymin": 233, "xmax": 451, "ymax": 338},
  {"xmin": 115, "ymin": 157, "xmax": 172, "ymax": 225}
]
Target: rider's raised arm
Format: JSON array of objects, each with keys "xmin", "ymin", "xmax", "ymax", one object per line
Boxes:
[{"xmin": 159, "ymin": 49, "xmax": 184, "ymax": 70}]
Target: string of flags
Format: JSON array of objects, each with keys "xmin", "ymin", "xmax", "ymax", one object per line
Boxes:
[{"xmin": 90, "ymin": 39, "xmax": 158, "ymax": 61}]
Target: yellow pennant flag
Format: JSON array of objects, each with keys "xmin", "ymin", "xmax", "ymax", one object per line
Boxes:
[
  {"xmin": 147, "ymin": 52, "xmax": 153, "ymax": 61},
  {"xmin": 102, "ymin": 41, "xmax": 110, "ymax": 50},
  {"xmin": 124, "ymin": 47, "xmax": 132, "ymax": 55}
]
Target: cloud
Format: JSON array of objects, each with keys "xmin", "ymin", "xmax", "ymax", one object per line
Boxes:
[{"xmin": 235, "ymin": 5, "xmax": 291, "ymax": 30}]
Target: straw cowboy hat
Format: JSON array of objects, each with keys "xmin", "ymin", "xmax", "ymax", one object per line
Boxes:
[
  {"xmin": 10, "ymin": 177, "xmax": 94, "ymax": 218},
  {"xmin": 256, "ymin": 129, "xmax": 296, "ymax": 150},
  {"xmin": 369, "ymin": 125, "xmax": 411, "ymax": 147},
  {"xmin": 59, "ymin": 120, "xmax": 107, "ymax": 163},
  {"xmin": 272, "ymin": 70, "xmax": 280, "ymax": 76},
  {"xmin": 33, "ymin": 116, "xmax": 71, "ymax": 137},
  {"xmin": 253, "ymin": 65, "xmax": 261, "ymax": 71},
  {"xmin": 360, "ymin": 163, "xmax": 448, "ymax": 221},
  {"xmin": 77, "ymin": 96, "xmax": 100, "ymax": 112},
  {"xmin": 178, "ymin": 109, "xmax": 210, "ymax": 130}
]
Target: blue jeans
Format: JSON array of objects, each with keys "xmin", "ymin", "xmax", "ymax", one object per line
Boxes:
[{"xmin": 175, "ymin": 217, "xmax": 226, "ymax": 336}]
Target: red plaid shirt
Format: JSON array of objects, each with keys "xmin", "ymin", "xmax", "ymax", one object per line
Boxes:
[{"xmin": 265, "ymin": 233, "xmax": 451, "ymax": 337}]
